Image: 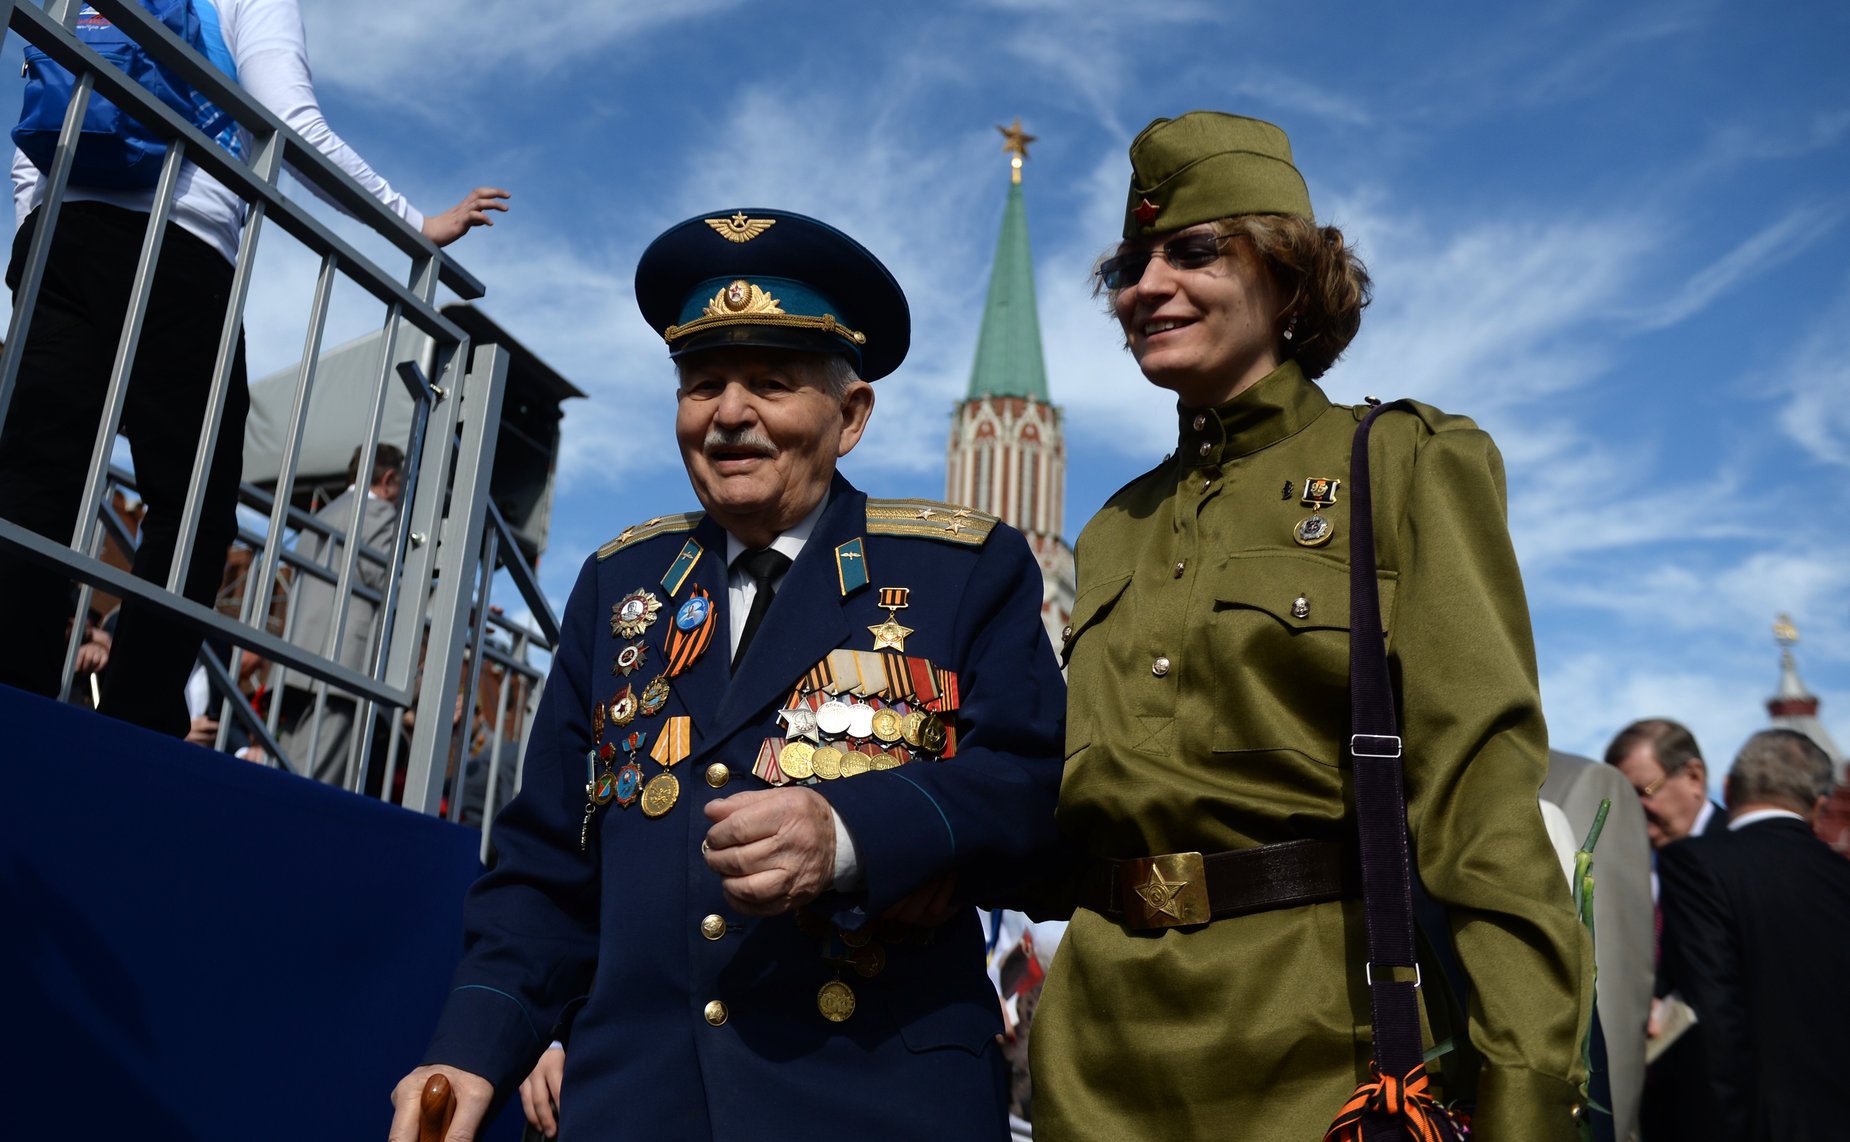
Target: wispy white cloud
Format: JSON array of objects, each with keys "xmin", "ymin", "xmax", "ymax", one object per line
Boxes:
[
  {"xmin": 1766, "ymin": 278, "xmax": 1850, "ymax": 469},
  {"xmin": 1630, "ymin": 201, "xmax": 1846, "ymax": 331}
]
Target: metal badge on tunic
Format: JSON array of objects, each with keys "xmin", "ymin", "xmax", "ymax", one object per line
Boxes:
[
  {"xmin": 640, "ymin": 772, "xmax": 679, "ymax": 817},
  {"xmin": 1293, "ymin": 515, "xmax": 1335, "ymax": 548},
  {"xmin": 613, "ymin": 641, "xmax": 648, "ymax": 676},
  {"xmin": 609, "ymin": 685, "xmax": 640, "ymax": 727},
  {"xmin": 779, "ymin": 741, "xmax": 817, "ymax": 780},
  {"xmin": 611, "ymin": 589, "xmax": 663, "ymax": 638},
  {"xmin": 639, "ymin": 675, "xmax": 672, "ymax": 717},
  {"xmin": 1294, "ymin": 476, "xmax": 1340, "ymax": 548},
  {"xmin": 613, "ymin": 762, "xmax": 644, "ymax": 807},
  {"xmin": 817, "ymin": 979, "xmax": 856, "ymax": 1022},
  {"xmin": 811, "ymin": 745, "xmax": 844, "ymax": 780}
]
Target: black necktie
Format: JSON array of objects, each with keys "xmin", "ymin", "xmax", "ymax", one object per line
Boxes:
[{"xmin": 732, "ymin": 547, "xmax": 792, "ymax": 668}]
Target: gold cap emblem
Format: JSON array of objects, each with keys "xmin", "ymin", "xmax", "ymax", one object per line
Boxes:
[{"xmin": 705, "ymin": 213, "xmax": 777, "ymax": 243}]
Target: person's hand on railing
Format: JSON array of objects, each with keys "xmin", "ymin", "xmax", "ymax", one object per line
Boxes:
[
  {"xmin": 388, "ymin": 1065, "xmax": 492, "ymax": 1142},
  {"xmin": 421, "ymin": 188, "xmax": 512, "ymax": 248}
]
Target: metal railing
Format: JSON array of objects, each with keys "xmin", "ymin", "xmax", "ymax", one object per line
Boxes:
[{"xmin": 0, "ymin": 0, "xmax": 556, "ymax": 844}]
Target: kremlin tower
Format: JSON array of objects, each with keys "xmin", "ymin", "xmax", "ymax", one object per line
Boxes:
[{"xmin": 944, "ymin": 120, "xmax": 1075, "ymax": 650}]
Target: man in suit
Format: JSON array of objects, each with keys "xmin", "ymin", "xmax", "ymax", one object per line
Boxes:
[
  {"xmin": 278, "ymin": 443, "xmax": 403, "ymax": 787},
  {"xmin": 1604, "ymin": 718, "xmax": 1727, "ymax": 1140},
  {"xmin": 1657, "ymin": 729, "xmax": 1849, "ymax": 1141},
  {"xmin": 1541, "ymin": 750, "xmax": 1655, "ymax": 1142},
  {"xmin": 1604, "ymin": 719, "xmax": 1727, "ymax": 849},
  {"xmin": 387, "ymin": 210, "xmax": 1065, "ymax": 1141}
]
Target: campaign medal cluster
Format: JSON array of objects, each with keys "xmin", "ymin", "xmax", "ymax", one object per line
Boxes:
[{"xmin": 579, "ymin": 534, "xmax": 711, "ymax": 850}]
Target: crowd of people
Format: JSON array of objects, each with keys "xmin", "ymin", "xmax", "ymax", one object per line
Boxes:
[{"xmin": 2, "ymin": 14, "xmax": 1843, "ymax": 1139}]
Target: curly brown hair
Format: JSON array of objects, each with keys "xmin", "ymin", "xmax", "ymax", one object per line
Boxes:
[{"xmin": 1216, "ymin": 215, "xmax": 1371, "ymax": 381}]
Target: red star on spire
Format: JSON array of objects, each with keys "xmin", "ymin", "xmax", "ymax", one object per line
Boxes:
[{"xmin": 1134, "ymin": 198, "xmax": 1161, "ymax": 225}]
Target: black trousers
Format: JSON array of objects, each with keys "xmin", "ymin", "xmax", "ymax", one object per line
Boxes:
[{"xmin": 0, "ymin": 201, "xmax": 248, "ymax": 738}]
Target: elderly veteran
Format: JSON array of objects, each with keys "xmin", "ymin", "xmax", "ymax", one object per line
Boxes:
[
  {"xmin": 387, "ymin": 209, "xmax": 1065, "ymax": 1141},
  {"xmin": 1029, "ymin": 113, "xmax": 1592, "ymax": 1140}
]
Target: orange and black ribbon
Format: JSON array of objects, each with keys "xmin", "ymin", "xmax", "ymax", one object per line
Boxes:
[
  {"xmin": 1323, "ymin": 1063, "xmax": 1457, "ymax": 1142},
  {"xmin": 663, "ymin": 586, "xmax": 716, "ymax": 678}
]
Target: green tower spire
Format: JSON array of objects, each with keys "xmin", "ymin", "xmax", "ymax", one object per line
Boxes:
[{"xmin": 965, "ymin": 120, "xmax": 1049, "ymax": 402}]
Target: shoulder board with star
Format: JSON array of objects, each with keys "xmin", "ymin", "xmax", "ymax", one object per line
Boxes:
[
  {"xmin": 864, "ymin": 499, "xmax": 999, "ymax": 547},
  {"xmin": 596, "ymin": 512, "xmax": 704, "ymax": 561}
]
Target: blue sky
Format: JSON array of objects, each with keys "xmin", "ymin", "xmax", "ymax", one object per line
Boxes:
[{"xmin": 8, "ymin": 0, "xmax": 1848, "ymax": 780}]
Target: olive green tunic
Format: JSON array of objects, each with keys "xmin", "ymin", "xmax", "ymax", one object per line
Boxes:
[{"xmin": 1032, "ymin": 363, "xmax": 1591, "ymax": 1141}]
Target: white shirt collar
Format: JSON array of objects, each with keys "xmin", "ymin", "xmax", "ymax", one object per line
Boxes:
[
  {"xmin": 1729, "ymin": 808, "xmax": 1805, "ymax": 831},
  {"xmin": 724, "ymin": 489, "xmax": 830, "ymax": 572},
  {"xmin": 1691, "ymin": 798, "xmax": 1717, "ymax": 837}
]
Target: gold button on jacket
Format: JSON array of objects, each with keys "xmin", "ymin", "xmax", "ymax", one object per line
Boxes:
[{"xmin": 1033, "ymin": 363, "xmax": 1592, "ymax": 1142}]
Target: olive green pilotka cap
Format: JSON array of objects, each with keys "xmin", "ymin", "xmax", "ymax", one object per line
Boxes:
[{"xmin": 1122, "ymin": 111, "xmax": 1313, "ymax": 239}]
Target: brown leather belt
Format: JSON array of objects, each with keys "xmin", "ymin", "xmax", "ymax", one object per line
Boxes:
[{"xmin": 1078, "ymin": 839, "xmax": 1356, "ymax": 931}]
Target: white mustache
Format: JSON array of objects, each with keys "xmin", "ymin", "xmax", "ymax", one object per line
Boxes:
[{"xmin": 704, "ymin": 426, "xmax": 777, "ymax": 456}]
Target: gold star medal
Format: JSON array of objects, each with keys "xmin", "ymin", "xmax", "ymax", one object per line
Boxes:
[{"xmin": 868, "ymin": 586, "xmax": 914, "ymax": 651}]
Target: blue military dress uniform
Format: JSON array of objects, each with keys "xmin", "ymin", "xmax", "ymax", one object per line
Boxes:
[{"xmin": 423, "ymin": 473, "xmax": 1065, "ymax": 1139}]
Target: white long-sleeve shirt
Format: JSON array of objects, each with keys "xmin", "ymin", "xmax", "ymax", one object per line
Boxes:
[{"xmin": 12, "ymin": 0, "xmax": 422, "ymax": 263}]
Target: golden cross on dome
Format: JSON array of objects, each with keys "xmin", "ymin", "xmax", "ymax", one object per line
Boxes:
[
  {"xmin": 998, "ymin": 117, "xmax": 1036, "ymax": 184},
  {"xmin": 1774, "ymin": 613, "xmax": 1799, "ymax": 647}
]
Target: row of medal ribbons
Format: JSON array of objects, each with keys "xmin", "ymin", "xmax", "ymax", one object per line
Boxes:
[{"xmin": 752, "ymin": 681, "xmax": 956, "ymax": 787}]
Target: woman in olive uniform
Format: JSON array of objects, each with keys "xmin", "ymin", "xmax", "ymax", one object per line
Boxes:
[{"xmin": 1030, "ymin": 112, "xmax": 1592, "ymax": 1141}]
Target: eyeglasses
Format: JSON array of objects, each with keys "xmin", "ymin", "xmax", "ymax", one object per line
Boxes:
[
  {"xmin": 1633, "ymin": 771, "xmax": 1672, "ymax": 799},
  {"xmin": 1097, "ymin": 233, "xmax": 1235, "ymax": 290}
]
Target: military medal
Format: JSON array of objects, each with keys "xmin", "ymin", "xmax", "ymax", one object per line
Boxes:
[
  {"xmin": 663, "ymin": 585, "xmax": 717, "ymax": 677},
  {"xmin": 846, "ymin": 702, "xmax": 876, "ymax": 740},
  {"xmin": 779, "ymin": 704, "xmax": 820, "ymax": 742},
  {"xmin": 591, "ymin": 767, "xmax": 620, "ymax": 804},
  {"xmin": 867, "ymin": 586, "xmax": 914, "ymax": 651},
  {"xmin": 815, "ymin": 699, "xmax": 853, "ymax": 737},
  {"xmin": 918, "ymin": 713, "xmax": 948, "ymax": 754},
  {"xmin": 613, "ymin": 731, "xmax": 647, "ymax": 808},
  {"xmin": 611, "ymin": 589, "xmax": 663, "ymax": 638},
  {"xmin": 641, "ymin": 772, "xmax": 679, "ymax": 817},
  {"xmin": 639, "ymin": 675, "xmax": 672, "ymax": 716},
  {"xmin": 817, "ymin": 978, "xmax": 856, "ymax": 1022},
  {"xmin": 900, "ymin": 710, "xmax": 927, "ymax": 748},
  {"xmin": 609, "ymin": 685, "xmax": 639, "ymax": 727},
  {"xmin": 779, "ymin": 741, "xmax": 816, "ymax": 780},
  {"xmin": 839, "ymin": 749, "xmax": 871, "ymax": 778},
  {"xmin": 587, "ymin": 743, "xmax": 620, "ymax": 806},
  {"xmin": 870, "ymin": 707, "xmax": 903, "ymax": 744},
  {"xmin": 1294, "ymin": 476, "xmax": 1339, "ymax": 548},
  {"xmin": 613, "ymin": 641, "xmax": 648, "ymax": 676},
  {"xmin": 811, "ymin": 745, "xmax": 844, "ymax": 780}
]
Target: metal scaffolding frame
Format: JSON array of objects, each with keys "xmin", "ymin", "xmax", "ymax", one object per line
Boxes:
[{"xmin": 0, "ymin": 0, "xmax": 557, "ymax": 842}]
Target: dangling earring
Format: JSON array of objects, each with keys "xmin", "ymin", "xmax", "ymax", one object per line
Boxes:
[{"xmin": 1282, "ymin": 316, "xmax": 1297, "ymax": 342}]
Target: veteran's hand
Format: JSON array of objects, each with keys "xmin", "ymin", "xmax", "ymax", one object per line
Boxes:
[
  {"xmin": 518, "ymin": 1045, "xmax": 565, "ymax": 1139},
  {"xmin": 386, "ymin": 1064, "xmax": 492, "ymax": 1142},
  {"xmin": 703, "ymin": 787, "xmax": 836, "ymax": 915}
]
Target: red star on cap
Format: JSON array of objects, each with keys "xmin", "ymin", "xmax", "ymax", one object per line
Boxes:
[{"xmin": 1134, "ymin": 198, "xmax": 1160, "ymax": 225}]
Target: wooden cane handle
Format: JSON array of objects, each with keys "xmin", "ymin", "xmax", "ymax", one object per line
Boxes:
[{"xmin": 417, "ymin": 1073, "xmax": 457, "ymax": 1142}]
